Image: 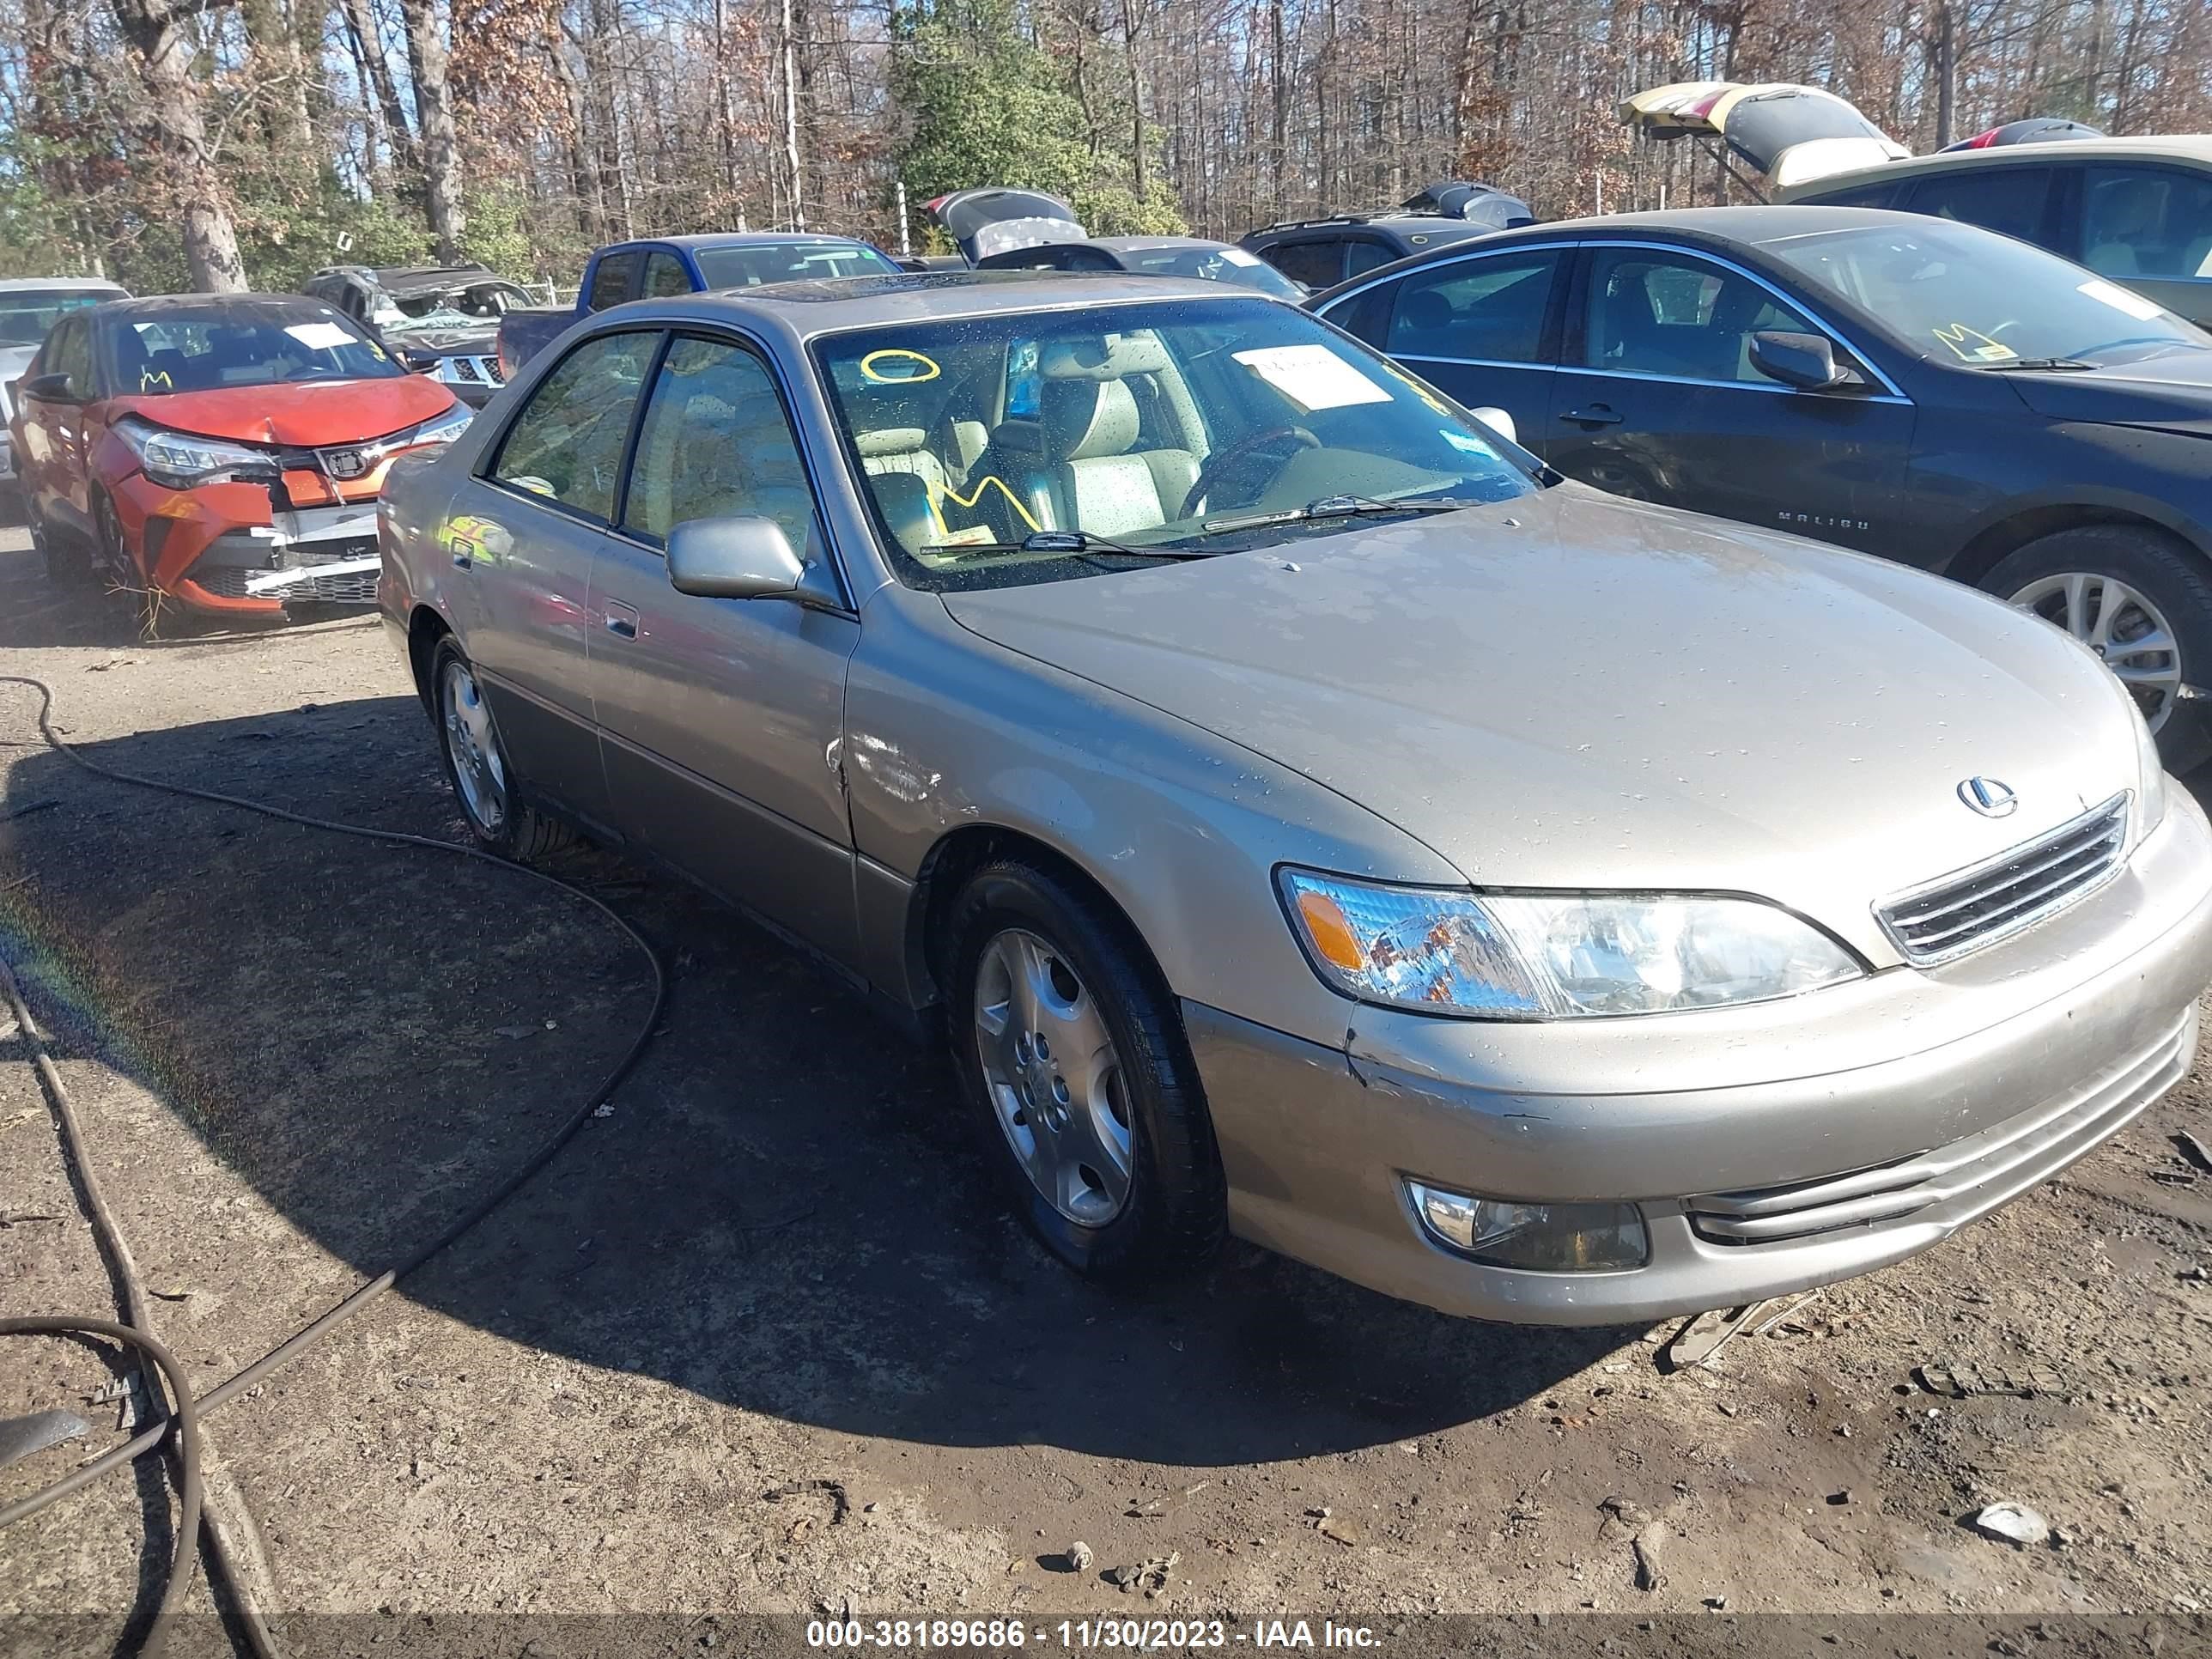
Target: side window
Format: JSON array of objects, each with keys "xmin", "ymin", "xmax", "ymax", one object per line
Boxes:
[
  {"xmin": 641, "ymin": 251, "xmax": 692, "ymax": 298},
  {"xmin": 1581, "ymin": 248, "xmax": 1822, "ymax": 386},
  {"xmin": 1058, "ymin": 248, "xmax": 1120, "ymax": 272},
  {"xmin": 621, "ymin": 336, "xmax": 818, "ymax": 558},
  {"xmin": 490, "ymin": 331, "xmax": 659, "ymax": 521},
  {"xmin": 1344, "ymin": 239, "xmax": 1397, "ymax": 277},
  {"xmin": 52, "ymin": 317, "xmax": 94, "ymax": 398},
  {"xmin": 2081, "ymin": 167, "xmax": 2212, "ymax": 280},
  {"xmin": 1386, "ymin": 251, "xmax": 1560, "ymax": 364},
  {"xmin": 586, "ymin": 252, "xmax": 643, "ymax": 313},
  {"xmin": 1268, "ymin": 240, "xmax": 1346, "ymax": 291},
  {"xmin": 1800, "ymin": 181, "xmax": 1902, "ymax": 210},
  {"xmin": 1323, "ymin": 278, "xmax": 1398, "ymax": 346},
  {"xmin": 1903, "ymin": 167, "xmax": 2053, "ymax": 245}
]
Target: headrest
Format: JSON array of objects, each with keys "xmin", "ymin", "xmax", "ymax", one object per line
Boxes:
[
  {"xmin": 1042, "ymin": 378, "xmax": 1139, "ymax": 462},
  {"xmin": 854, "ymin": 426, "xmax": 928, "ymax": 458},
  {"xmin": 1037, "ymin": 331, "xmax": 1172, "ymax": 381},
  {"xmin": 1400, "ymin": 290, "xmax": 1451, "ymax": 333}
]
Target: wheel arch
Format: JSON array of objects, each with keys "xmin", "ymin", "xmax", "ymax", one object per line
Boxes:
[
  {"xmin": 405, "ymin": 604, "xmax": 453, "ymax": 714},
  {"xmin": 902, "ymin": 823, "xmax": 1164, "ymax": 1018},
  {"xmin": 1945, "ymin": 501, "xmax": 2210, "ymax": 592}
]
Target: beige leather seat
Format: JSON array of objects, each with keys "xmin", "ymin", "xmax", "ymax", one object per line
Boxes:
[{"xmin": 1037, "ymin": 377, "xmax": 1199, "ymax": 537}]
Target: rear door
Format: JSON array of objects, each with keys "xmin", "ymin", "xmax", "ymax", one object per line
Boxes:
[
  {"xmin": 20, "ymin": 314, "xmax": 98, "ymax": 536},
  {"xmin": 1326, "ymin": 245, "xmax": 1566, "ymax": 445},
  {"xmin": 586, "ymin": 331, "xmax": 862, "ymax": 962},
  {"xmin": 447, "ymin": 326, "xmax": 665, "ymax": 829},
  {"xmin": 1544, "ymin": 241, "xmax": 1914, "ymax": 550}
]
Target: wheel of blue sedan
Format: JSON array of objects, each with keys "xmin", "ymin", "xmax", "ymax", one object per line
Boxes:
[{"xmin": 948, "ymin": 860, "xmax": 1226, "ymax": 1283}]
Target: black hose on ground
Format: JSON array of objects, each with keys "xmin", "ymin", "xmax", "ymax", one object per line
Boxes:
[{"xmin": 0, "ymin": 672, "xmax": 671, "ymax": 1655}]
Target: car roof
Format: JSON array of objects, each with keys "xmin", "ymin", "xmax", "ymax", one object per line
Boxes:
[
  {"xmin": 618, "ymin": 269, "xmax": 1262, "ymax": 339},
  {"xmin": 638, "ymin": 232, "xmax": 886, "ymax": 252},
  {"xmin": 1305, "ymin": 205, "xmax": 1957, "ymax": 302},
  {"xmin": 93, "ymin": 292, "xmax": 351, "ymax": 323},
  {"xmin": 0, "ymin": 276, "xmax": 125, "ymax": 293},
  {"xmin": 1786, "ymin": 134, "xmax": 2212, "ymax": 196}
]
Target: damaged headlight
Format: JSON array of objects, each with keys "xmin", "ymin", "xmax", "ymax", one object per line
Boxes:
[
  {"xmin": 115, "ymin": 419, "xmax": 277, "ymax": 491},
  {"xmin": 1279, "ymin": 869, "xmax": 1861, "ymax": 1019}
]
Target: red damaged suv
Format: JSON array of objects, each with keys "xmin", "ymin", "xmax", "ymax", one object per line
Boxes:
[{"xmin": 12, "ymin": 292, "xmax": 471, "ymax": 623}]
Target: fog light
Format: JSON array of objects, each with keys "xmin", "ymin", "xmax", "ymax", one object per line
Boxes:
[{"xmin": 1406, "ymin": 1180, "xmax": 1649, "ymax": 1271}]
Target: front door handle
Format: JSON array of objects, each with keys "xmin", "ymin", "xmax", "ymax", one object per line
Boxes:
[
  {"xmin": 1561, "ymin": 404, "xmax": 1624, "ymax": 427},
  {"xmin": 604, "ymin": 600, "xmax": 640, "ymax": 641}
]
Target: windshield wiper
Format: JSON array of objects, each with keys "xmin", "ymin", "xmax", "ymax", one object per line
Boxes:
[
  {"xmin": 1195, "ymin": 494, "xmax": 1492, "ymax": 536},
  {"xmin": 1978, "ymin": 356, "xmax": 2097, "ymax": 372},
  {"xmin": 928, "ymin": 529, "xmax": 1220, "ymax": 562}
]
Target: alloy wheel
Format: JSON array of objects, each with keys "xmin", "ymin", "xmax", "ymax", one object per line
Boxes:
[
  {"xmin": 2009, "ymin": 570, "xmax": 2184, "ymax": 733},
  {"xmin": 972, "ymin": 927, "xmax": 1133, "ymax": 1226},
  {"xmin": 440, "ymin": 657, "xmax": 508, "ymax": 835}
]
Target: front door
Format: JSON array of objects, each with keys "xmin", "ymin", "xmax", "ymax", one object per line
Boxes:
[
  {"xmin": 1544, "ymin": 244, "xmax": 1914, "ymax": 553},
  {"xmin": 586, "ymin": 331, "xmax": 863, "ymax": 963},
  {"xmin": 447, "ymin": 326, "xmax": 664, "ymax": 828}
]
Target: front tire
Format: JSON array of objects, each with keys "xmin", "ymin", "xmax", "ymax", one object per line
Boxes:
[
  {"xmin": 946, "ymin": 860, "xmax": 1225, "ymax": 1286},
  {"xmin": 1984, "ymin": 527, "xmax": 2212, "ymax": 772},
  {"xmin": 430, "ymin": 637, "xmax": 572, "ymax": 861}
]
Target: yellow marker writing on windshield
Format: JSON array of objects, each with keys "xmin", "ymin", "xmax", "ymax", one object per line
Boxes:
[
  {"xmin": 1932, "ymin": 323, "xmax": 2015, "ymax": 363},
  {"xmin": 926, "ymin": 476, "xmax": 1042, "ymax": 538},
  {"xmin": 861, "ymin": 349, "xmax": 941, "ymax": 384}
]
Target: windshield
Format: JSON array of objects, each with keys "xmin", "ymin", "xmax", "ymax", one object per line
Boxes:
[
  {"xmin": 1764, "ymin": 222, "xmax": 2212, "ymax": 368},
  {"xmin": 1119, "ymin": 246, "xmax": 1306, "ymax": 300},
  {"xmin": 374, "ymin": 281, "xmax": 530, "ymax": 331},
  {"xmin": 695, "ymin": 241, "xmax": 899, "ymax": 288},
  {"xmin": 0, "ymin": 287, "xmax": 115, "ymax": 347},
  {"xmin": 813, "ymin": 296, "xmax": 1540, "ymax": 592},
  {"xmin": 103, "ymin": 307, "xmax": 403, "ymax": 393}
]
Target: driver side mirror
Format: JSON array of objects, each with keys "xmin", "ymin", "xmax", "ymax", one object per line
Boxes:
[
  {"xmin": 398, "ymin": 348, "xmax": 442, "ymax": 374},
  {"xmin": 1748, "ymin": 330, "xmax": 1864, "ymax": 392},
  {"xmin": 21, "ymin": 371, "xmax": 77, "ymax": 404},
  {"xmin": 666, "ymin": 515, "xmax": 805, "ymax": 599}
]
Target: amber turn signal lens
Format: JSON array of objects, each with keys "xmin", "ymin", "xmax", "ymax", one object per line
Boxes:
[{"xmin": 1295, "ymin": 888, "xmax": 1366, "ymax": 973}]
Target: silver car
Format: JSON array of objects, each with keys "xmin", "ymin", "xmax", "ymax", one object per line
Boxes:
[{"xmin": 378, "ymin": 271, "xmax": 2212, "ymax": 1326}]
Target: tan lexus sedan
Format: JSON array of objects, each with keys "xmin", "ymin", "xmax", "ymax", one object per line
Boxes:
[{"xmin": 378, "ymin": 271, "xmax": 2212, "ymax": 1325}]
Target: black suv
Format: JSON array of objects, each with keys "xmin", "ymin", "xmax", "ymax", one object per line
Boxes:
[{"xmin": 1241, "ymin": 182, "xmax": 1534, "ymax": 292}]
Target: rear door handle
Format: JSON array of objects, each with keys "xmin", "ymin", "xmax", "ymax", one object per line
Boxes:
[
  {"xmin": 604, "ymin": 600, "xmax": 640, "ymax": 641},
  {"xmin": 1561, "ymin": 404, "xmax": 1624, "ymax": 427}
]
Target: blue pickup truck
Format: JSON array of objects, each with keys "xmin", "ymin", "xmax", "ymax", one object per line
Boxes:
[{"xmin": 494, "ymin": 232, "xmax": 900, "ymax": 378}]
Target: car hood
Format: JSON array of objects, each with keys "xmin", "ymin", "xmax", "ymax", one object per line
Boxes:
[
  {"xmin": 1998, "ymin": 349, "xmax": 2212, "ymax": 436},
  {"xmin": 941, "ymin": 487, "xmax": 2138, "ymax": 945},
  {"xmin": 384, "ymin": 322, "xmax": 500, "ymax": 356},
  {"xmin": 107, "ymin": 376, "xmax": 458, "ymax": 447}
]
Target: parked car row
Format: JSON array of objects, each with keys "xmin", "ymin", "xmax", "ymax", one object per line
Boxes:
[{"xmin": 374, "ymin": 266, "xmax": 2212, "ymax": 1328}]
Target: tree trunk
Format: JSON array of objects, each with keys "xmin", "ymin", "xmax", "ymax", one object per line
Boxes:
[
  {"xmin": 343, "ymin": 0, "xmax": 418, "ymax": 178},
  {"xmin": 1122, "ymin": 0, "xmax": 1147, "ymax": 201},
  {"xmin": 398, "ymin": 0, "xmax": 465, "ymax": 263},
  {"xmin": 1931, "ymin": 0, "xmax": 1957, "ymax": 147},
  {"xmin": 113, "ymin": 0, "xmax": 249, "ymax": 291},
  {"xmin": 1268, "ymin": 0, "xmax": 1285, "ymax": 216},
  {"xmin": 781, "ymin": 0, "xmax": 804, "ymax": 228},
  {"xmin": 549, "ymin": 30, "xmax": 607, "ymax": 240}
]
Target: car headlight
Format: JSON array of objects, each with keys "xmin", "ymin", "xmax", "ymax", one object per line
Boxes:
[
  {"xmin": 1279, "ymin": 870, "xmax": 1862, "ymax": 1019},
  {"xmin": 115, "ymin": 419, "xmax": 277, "ymax": 490},
  {"xmin": 400, "ymin": 404, "xmax": 473, "ymax": 450},
  {"xmin": 2128, "ymin": 693, "xmax": 2168, "ymax": 848}
]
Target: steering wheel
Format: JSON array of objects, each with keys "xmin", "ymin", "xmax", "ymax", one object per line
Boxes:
[{"xmin": 1179, "ymin": 425, "xmax": 1321, "ymax": 519}]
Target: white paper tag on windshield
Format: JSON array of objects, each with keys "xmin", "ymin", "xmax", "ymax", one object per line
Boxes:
[
  {"xmin": 1218, "ymin": 247, "xmax": 1263, "ymax": 266},
  {"xmin": 2077, "ymin": 278, "xmax": 2166, "ymax": 322},
  {"xmin": 1232, "ymin": 344, "xmax": 1392, "ymax": 411},
  {"xmin": 285, "ymin": 322, "xmax": 355, "ymax": 349}
]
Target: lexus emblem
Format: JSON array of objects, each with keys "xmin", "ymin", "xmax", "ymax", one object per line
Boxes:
[{"xmin": 1958, "ymin": 776, "xmax": 2018, "ymax": 818}]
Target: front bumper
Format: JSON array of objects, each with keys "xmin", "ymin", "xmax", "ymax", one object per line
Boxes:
[
  {"xmin": 1189, "ymin": 792, "xmax": 2212, "ymax": 1326},
  {"xmin": 112, "ymin": 473, "xmax": 384, "ymax": 614}
]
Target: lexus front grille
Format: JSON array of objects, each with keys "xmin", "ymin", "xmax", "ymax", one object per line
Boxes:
[{"xmin": 1875, "ymin": 792, "xmax": 2130, "ymax": 965}]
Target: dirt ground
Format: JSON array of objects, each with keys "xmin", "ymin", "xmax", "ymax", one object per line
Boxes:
[{"xmin": 3, "ymin": 522, "xmax": 2211, "ymax": 1657}]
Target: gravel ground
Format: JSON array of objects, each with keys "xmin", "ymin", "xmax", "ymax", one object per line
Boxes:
[{"xmin": 3, "ymin": 525, "xmax": 2210, "ymax": 1656}]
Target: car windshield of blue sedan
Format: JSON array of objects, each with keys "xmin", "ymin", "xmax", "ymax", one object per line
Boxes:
[
  {"xmin": 1765, "ymin": 221, "xmax": 2212, "ymax": 368},
  {"xmin": 814, "ymin": 297, "xmax": 1539, "ymax": 588}
]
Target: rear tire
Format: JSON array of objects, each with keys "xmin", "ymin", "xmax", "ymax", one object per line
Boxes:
[
  {"xmin": 945, "ymin": 858, "xmax": 1226, "ymax": 1288},
  {"xmin": 1983, "ymin": 526, "xmax": 2212, "ymax": 773},
  {"xmin": 429, "ymin": 636, "xmax": 573, "ymax": 861}
]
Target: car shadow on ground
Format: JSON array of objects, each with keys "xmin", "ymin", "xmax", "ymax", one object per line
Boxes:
[{"xmin": 1, "ymin": 702, "xmax": 1630, "ymax": 1469}]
